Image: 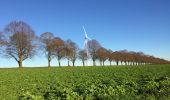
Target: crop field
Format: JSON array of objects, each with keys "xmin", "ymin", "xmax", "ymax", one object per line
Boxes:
[{"xmin": 0, "ymin": 65, "xmax": 170, "ymax": 100}]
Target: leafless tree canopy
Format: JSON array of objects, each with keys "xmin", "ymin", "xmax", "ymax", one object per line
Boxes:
[
  {"xmin": 69, "ymin": 41, "xmax": 78, "ymax": 67},
  {"xmin": 107, "ymin": 49, "xmax": 113, "ymax": 66},
  {"xmin": 88, "ymin": 39, "xmax": 101, "ymax": 66},
  {"xmin": 40, "ymin": 32, "xmax": 54, "ymax": 67},
  {"xmin": 96, "ymin": 47, "xmax": 108, "ymax": 66},
  {"xmin": 3, "ymin": 21, "xmax": 36, "ymax": 68},
  {"xmin": 53, "ymin": 37, "xmax": 65, "ymax": 67},
  {"xmin": 79, "ymin": 49, "xmax": 87, "ymax": 66},
  {"xmin": 64, "ymin": 39, "xmax": 78, "ymax": 66}
]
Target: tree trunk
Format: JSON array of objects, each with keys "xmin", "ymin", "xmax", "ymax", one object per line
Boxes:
[
  {"xmin": 103, "ymin": 61, "xmax": 105, "ymax": 66},
  {"xmin": 132, "ymin": 62, "xmax": 135, "ymax": 65},
  {"xmin": 125, "ymin": 61, "xmax": 127, "ymax": 65},
  {"xmin": 110, "ymin": 61, "xmax": 111, "ymax": 66},
  {"xmin": 121, "ymin": 61, "xmax": 123, "ymax": 65},
  {"xmin": 58, "ymin": 58, "xmax": 61, "ymax": 67},
  {"xmin": 18, "ymin": 54, "xmax": 23, "ymax": 69},
  {"xmin": 116, "ymin": 60, "xmax": 119, "ymax": 66},
  {"xmin": 73, "ymin": 61, "xmax": 75, "ymax": 67},
  {"xmin": 68, "ymin": 57, "xmax": 70, "ymax": 66},
  {"xmin": 48, "ymin": 55, "xmax": 51, "ymax": 67},
  {"xmin": 93, "ymin": 59, "xmax": 96, "ymax": 66},
  {"xmin": 18, "ymin": 60, "xmax": 23, "ymax": 69},
  {"xmin": 82, "ymin": 60, "xmax": 85, "ymax": 66}
]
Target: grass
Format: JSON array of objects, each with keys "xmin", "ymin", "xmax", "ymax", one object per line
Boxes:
[{"xmin": 0, "ymin": 65, "xmax": 170, "ymax": 100}]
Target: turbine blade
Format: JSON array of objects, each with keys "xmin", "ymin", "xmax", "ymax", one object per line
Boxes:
[
  {"xmin": 82, "ymin": 26, "xmax": 86, "ymax": 33},
  {"xmin": 87, "ymin": 36, "xmax": 91, "ymax": 40},
  {"xmin": 82, "ymin": 26, "xmax": 88, "ymax": 38}
]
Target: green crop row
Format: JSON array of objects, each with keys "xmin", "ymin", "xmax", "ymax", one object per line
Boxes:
[{"xmin": 0, "ymin": 65, "xmax": 170, "ymax": 100}]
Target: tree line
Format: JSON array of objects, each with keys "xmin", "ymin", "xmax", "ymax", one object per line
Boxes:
[{"xmin": 0, "ymin": 21, "xmax": 169, "ymax": 68}]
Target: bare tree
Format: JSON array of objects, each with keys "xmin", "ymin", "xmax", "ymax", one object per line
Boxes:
[
  {"xmin": 64, "ymin": 39, "xmax": 72, "ymax": 66},
  {"xmin": 119, "ymin": 50, "xmax": 128, "ymax": 65},
  {"xmin": 107, "ymin": 49, "xmax": 113, "ymax": 66},
  {"xmin": 3, "ymin": 21, "xmax": 36, "ymax": 69},
  {"xmin": 112, "ymin": 51, "xmax": 121, "ymax": 66},
  {"xmin": 53, "ymin": 37, "xmax": 64, "ymax": 67},
  {"xmin": 79, "ymin": 49, "xmax": 87, "ymax": 66},
  {"xmin": 40, "ymin": 32, "xmax": 54, "ymax": 67},
  {"xmin": 64, "ymin": 39, "xmax": 78, "ymax": 67},
  {"xmin": 88, "ymin": 39, "xmax": 101, "ymax": 66},
  {"xmin": 96, "ymin": 47, "xmax": 108, "ymax": 66},
  {"xmin": 70, "ymin": 41, "xmax": 78, "ymax": 67},
  {"xmin": 126, "ymin": 52, "xmax": 134, "ymax": 65}
]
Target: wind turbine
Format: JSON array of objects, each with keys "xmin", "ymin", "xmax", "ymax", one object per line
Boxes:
[{"xmin": 82, "ymin": 26, "xmax": 91, "ymax": 66}]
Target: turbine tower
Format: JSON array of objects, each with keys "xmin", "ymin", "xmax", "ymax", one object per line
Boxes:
[{"xmin": 83, "ymin": 26, "xmax": 91, "ymax": 66}]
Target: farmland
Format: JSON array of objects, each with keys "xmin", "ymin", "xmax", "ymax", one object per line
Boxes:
[{"xmin": 0, "ymin": 65, "xmax": 170, "ymax": 100}]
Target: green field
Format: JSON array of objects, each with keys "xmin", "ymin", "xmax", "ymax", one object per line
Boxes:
[{"xmin": 0, "ymin": 65, "xmax": 170, "ymax": 100}]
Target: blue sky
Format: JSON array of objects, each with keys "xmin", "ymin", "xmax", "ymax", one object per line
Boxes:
[{"xmin": 0, "ymin": 0, "xmax": 170, "ymax": 67}]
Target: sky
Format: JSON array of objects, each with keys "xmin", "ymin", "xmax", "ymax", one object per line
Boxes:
[{"xmin": 0, "ymin": 0, "xmax": 170, "ymax": 67}]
